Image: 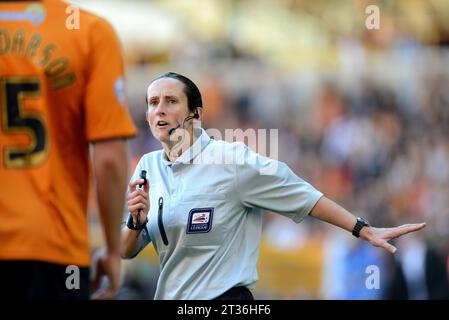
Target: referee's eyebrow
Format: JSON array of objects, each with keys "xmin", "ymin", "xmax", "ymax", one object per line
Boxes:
[
  {"xmin": 148, "ymin": 95, "xmax": 179, "ymax": 103},
  {"xmin": 148, "ymin": 96, "xmax": 158, "ymax": 104},
  {"xmin": 163, "ymin": 95, "xmax": 179, "ymax": 101}
]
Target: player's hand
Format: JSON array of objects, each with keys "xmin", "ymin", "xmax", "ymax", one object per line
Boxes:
[
  {"xmin": 90, "ymin": 248, "xmax": 121, "ymax": 300},
  {"xmin": 127, "ymin": 178, "xmax": 150, "ymax": 226},
  {"xmin": 360, "ymin": 223, "xmax": 426, "ymax": 254}
]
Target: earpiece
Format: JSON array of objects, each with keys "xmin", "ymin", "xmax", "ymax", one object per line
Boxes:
[
  {"xmin": 168, "ymin": 108, "xmax": 200, "ymax": 135},
  {"xmin": 193, "ymin": 108, "xmax": 200, "ymax": 119}
]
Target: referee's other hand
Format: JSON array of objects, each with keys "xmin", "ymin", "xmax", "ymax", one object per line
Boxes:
[{"xmin": 127, "ymin": 178, "xmax": 150, "ymax": 226}]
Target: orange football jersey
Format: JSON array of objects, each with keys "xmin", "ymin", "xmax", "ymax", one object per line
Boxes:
[{"xmin": 0, "ymin": 0, "xmax": 137, "ymax": 266}]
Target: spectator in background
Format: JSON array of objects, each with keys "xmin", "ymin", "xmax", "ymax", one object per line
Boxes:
[{"xmin": 384, "ymin": 236, "xmax": 449, "ymax": 300}]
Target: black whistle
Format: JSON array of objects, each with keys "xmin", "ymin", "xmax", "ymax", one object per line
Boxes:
[
  {"xmin": 134, "ymin": 170, "xmax": 147, "ymax": 229},
  {"xmin": 139, "ymin": 170, "xmax": 147, "ymax": 188}
]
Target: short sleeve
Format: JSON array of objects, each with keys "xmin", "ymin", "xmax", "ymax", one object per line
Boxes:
[
  {"xmin": 84, "ymin": 18, "xmax": 136, "ymax": 141},
  {"xmin": 235, "ymin": 143, "xmax": 323, "ymax": 223}
]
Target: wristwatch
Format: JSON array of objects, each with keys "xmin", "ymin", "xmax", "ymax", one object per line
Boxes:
[
  {"xmin": 352, "ymin": 217, "xmax": 370, "ymax": 238},
  {"xmin": 126, "ymin": 214, "xmax": 148, "ymax": 231}
]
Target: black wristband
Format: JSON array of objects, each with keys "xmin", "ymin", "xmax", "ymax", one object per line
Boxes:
[
  {"xmin": 126, "ymin": 214, "xmax": 148, "ymax": 231},
  {"xmin": 352, "ymin": 217, "xmax": 370, "ymax": 238}
]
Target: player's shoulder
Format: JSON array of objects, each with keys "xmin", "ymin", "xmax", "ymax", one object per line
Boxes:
[
  {"xmin": 78, "ymin": 7, "xmax": 117, "ymax": 37},
  {"xmin": 48, "ymin": 0, "xmax": 118, "ymax": 38}
]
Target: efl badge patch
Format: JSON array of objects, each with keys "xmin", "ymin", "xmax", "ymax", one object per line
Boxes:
[{"xmin": 186, "ymin": 208, "xmax": 214, "ymax": 234}]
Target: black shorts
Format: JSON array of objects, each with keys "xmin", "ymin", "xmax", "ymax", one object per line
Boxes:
[
  {"xmin": 0, "ymin": 260, "xmax": 90, "ymax": 300},
  {"xmin": 214, "ymin": 286, "xmax": 254, "ymax": 300}
]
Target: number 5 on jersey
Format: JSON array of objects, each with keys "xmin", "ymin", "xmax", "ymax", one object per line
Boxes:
[{"xmin": 1, "ymin": 77, "xmax": 48, "ymax": 168}]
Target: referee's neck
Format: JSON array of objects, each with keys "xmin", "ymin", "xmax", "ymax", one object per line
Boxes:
[{"xmin": 163, "ymin": 127, "xmax": 199, "ymax": 163}]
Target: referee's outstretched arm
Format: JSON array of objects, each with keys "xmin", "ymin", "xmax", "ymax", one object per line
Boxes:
[{"xmin": 309, "ymin": 196, "xmax": 426, "ymax": 254}]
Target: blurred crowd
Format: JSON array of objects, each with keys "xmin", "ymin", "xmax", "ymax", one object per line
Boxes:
[{"xmin": 81, "ymin": 0, "xmax": 449, "ymax": 299}]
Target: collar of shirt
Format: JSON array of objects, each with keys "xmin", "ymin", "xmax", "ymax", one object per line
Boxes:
[{"xmin": 161, "ymin": 127, "xmax": 211, "ymax": 167}]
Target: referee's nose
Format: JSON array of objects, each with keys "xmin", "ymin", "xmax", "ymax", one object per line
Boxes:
[{"xmin": 154, "ymin": 101, "xmax": 167, "ymax": 116}]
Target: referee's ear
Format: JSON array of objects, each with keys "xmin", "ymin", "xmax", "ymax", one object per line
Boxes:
[
  {"xmin": 195, "ymin": 107, "xmax": 203, "ymax": 121},
  {"xmin": 145, "ymin": 111, "xmax": 151, "ymax": 126}
]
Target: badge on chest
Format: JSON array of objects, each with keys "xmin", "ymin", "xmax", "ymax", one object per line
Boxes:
[{"xmin": 186, "ymin": 208, "xmax": 214, "ymax": 234}]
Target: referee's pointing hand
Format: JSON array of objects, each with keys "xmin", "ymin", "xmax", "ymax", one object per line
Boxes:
[
  {"xmin": 127, "ymin": 178, "xmax": 150, "ymax": 226},
  {"xmin": 360, "ymin": 223, "xmax": 427, "ymax": 254}
]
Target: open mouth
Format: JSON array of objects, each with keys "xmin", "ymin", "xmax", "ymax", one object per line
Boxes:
[{"xmin": 156, "ymin": 120, "xmax": 169, "ymax": 129}]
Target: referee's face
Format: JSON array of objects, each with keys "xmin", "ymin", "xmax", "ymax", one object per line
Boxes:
[{"xmin": 146, "ymin": 78, "xmax": 190, "ymax": 143}]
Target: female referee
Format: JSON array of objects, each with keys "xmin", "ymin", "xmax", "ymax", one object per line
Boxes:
[{"xmin": 120, "ymin": 72, "xmax": 426, "ymax": 300}]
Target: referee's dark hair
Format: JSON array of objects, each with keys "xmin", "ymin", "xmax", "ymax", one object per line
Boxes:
[{"xmin": 146, "ymin": 72, "xmax": 203, "ymax": 113}]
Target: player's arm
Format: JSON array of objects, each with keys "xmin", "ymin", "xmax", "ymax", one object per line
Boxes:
[
  {"xmin": 91, "ymin": 138, "xmax": 130, "ymax": 298},
  {"xmin": 309, "ymin": 196, "xmax": 426, "ymax": 253}
]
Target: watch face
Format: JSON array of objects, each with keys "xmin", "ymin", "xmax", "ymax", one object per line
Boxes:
[{"xmin": 359, "ymin": 217, "xmax": 370, "ymax": 227}]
